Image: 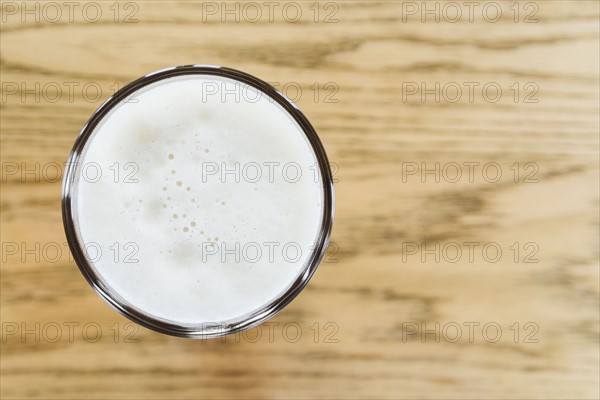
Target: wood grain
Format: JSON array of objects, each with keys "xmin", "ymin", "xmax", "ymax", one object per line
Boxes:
[{"xmin": 1, "ymin": 1, "xmax": 599, "ymax": 399}]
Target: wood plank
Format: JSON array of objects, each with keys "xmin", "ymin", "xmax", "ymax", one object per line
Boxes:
[{"xmin": 1, "ymin": 1, "xmax": 598, "ymax": 399}]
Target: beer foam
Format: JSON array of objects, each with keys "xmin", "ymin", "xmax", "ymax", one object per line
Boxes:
[{"xmin": 74, "ymin": 75, "xmax": 324, "ymax": 324}]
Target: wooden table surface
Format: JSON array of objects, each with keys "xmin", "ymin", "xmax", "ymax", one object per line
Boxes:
[{"xmin": 1, "ymin": 1, "xmax": 599, "ymax": 399}]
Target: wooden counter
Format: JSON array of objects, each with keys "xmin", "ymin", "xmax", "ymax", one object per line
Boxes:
[{"xmin": 1, "ymin": 1, "xmax": 598, "ymax": 398}]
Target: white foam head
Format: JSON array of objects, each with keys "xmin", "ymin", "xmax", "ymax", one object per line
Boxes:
[{"xmin": 69, "ymin": 70, "xmax": 328, "ymax": 329}]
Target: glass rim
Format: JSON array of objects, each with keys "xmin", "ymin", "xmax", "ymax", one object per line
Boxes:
[{"xmin": 61, "ymin": 64, "xmax": 335, "ymax": 338}]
